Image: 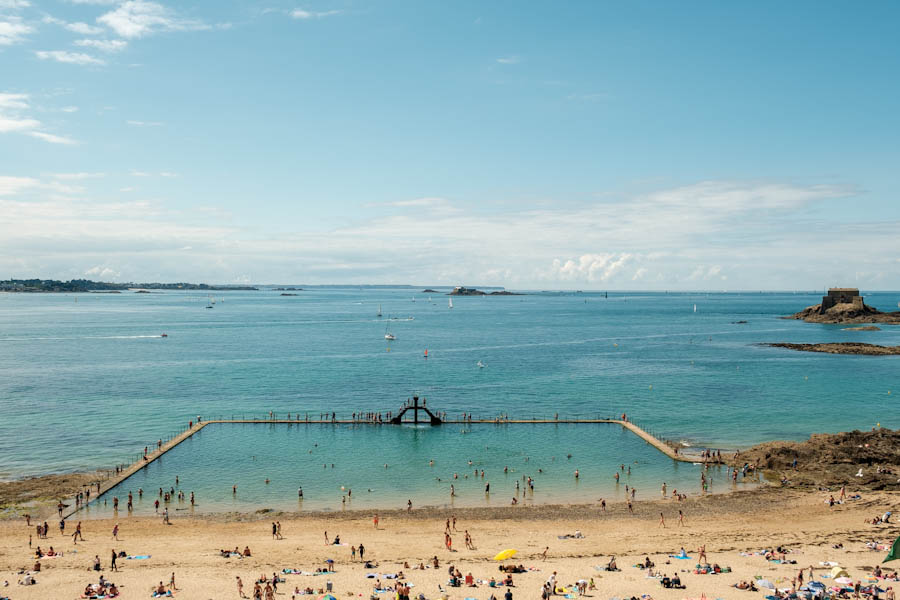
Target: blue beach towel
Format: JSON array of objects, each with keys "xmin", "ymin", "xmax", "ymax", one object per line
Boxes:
[{"xmin": 127, "ymin": 555, "xmax": 151, "ymax": 560}]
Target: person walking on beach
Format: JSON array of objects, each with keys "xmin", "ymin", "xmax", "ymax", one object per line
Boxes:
[
  {"xmin": 659, "ymin": 512, "xmax": 666, "ymax": 528},
  {"xmin": 112, "ymin": 523, "xmax": 119, "ymax": 540},
  {"xmin": 373, "ymin": 514, "xmax": 379, "ymax": 529},
  {"xmin": 276, "ymin": 521, "xmax": 283, "ymax": 539},
  {"xmin": 110, "ymin": 548, "xmax": 118, "ymax": 571},
  {"xmin": 73, "ymin": 521, "xmax": 83, "ymax": 542},
  {"xmin": 678, "ymin": 509, "xmax": 686, "ymax": 526},
  {"xmin": 698, "ymin": 544, "xmax": 707, "ymax": 563},
  {"xmin": 163, "ymin": 508, "xmax": 170, "ymax": 524},
  {"xmin": 236, "ymin": 576, "xmax": 247, "ymax": 598},
  {"xmin": 272, "ymin": 522, "xmax": 277, "ymax": 539},
  {"xmin": 358, "ymin": 543, "xmax": 365, "ymax": 560},
  {"xmin": 59, "ymin": 519, "xmax": 65, "ymax": 536}
]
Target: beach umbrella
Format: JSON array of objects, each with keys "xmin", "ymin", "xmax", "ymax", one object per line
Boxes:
[
  {"xmin": 757, "ymin": 580, "xmax": 775, "ymax": 589},
  {"xmin": 319, "ymin": 595, "xmax": 337, "ymax": 600},
  {"xmin": 493, "ymin": 549, "xmax": 518, "ymax": 561},
  {"xmin": 808, "ymin": 582, "xmax": 825, "ymax": 591},
  {"xmin": 835, "ymin": 577, "xmax": 853, "ymax": 585}
]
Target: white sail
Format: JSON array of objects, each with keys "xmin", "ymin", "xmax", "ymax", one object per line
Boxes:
[
  {"xmin": 377, "ymin": 304, "xmax": 382, "ymax": 317},
  {"xmin": 449, "ymin": 297, "xmax": 453, "ymax": 309}
]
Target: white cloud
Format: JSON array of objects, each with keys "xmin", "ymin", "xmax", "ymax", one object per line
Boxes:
[
  {"xmin": 126, "ymin": 120, "xmax": 162, "ymax": 127},
  {"xmin": 51, "ymin": 172, "xmax": 105, "ymax": 179},
  {"xmin": 61, "ymin": 106, "xmax": 79, "ymax": 113},
  {"xmin": 66, "ymin": 22, "xmax": 105, "ymax": 34},
  {"xmin": 0, "ymin": 175, "xmax": 39, "ymax": 196},
  {"xmin": 0, "ymin": 17, "xmax": 32, "ymax": 45},
  {"xmin": 0, "ymin": 92, "xmax": 29, "ymax": 109},
  {"xmin": 28, "ymin": 131, "xmax": 78, "ymax": 145},
  {"xmin": 0, "ymin": 0, "xmax": 31, "ymax": 9},
  {"xmin": 290, "ymin": 8, "xmax": 343, "ymax": 19},
  {"xmin": 130, "ymin": 170, "xmax": 150, "ymax": 177},
  {"xmin": 496, "ymin": 56, "xmax": 520, "ymax": 64},
  {"xmin": 84, "ymin": 265, "xmax": 120, "ymax": 279},
  {"xmin": 0, "ymin": 178, "xmax": 890, "ymax": 289},
  {"xmin": 0, "ymin": 115, "xmax": 40, "ymax": 132},
  {"xmin": 119, "ymin": 186, "xmax": 135, "ymax": 192},
  {"xmin": 159, "ymin": 171, "xmax": 177, "ymax": 177},
  {"xmin": 35, "ymin": 50, "xmax": 106, "ymax": 66},
  {"xmin": 97, "ymin": 0, "xmax": 209, "ymax": 38},
  {"xmin": 75, "ymin": 38, "xmax": 128, "ymax": 52}
]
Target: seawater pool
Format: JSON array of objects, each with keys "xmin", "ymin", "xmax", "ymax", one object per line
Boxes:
[{"xmin": 82, "ymin": 422, "xmax": 747, "ymax": 517}]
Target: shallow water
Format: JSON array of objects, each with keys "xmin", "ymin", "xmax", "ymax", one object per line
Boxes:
[
  {"xmin": 1, "ymin": 288, "xmax": 898, "ymax": 510},
  {"xmin": 85, "ymin": 421, "xmax": 741, "ymax": 516}
]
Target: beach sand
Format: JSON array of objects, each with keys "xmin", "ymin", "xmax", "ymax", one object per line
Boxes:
[{"xmin": 2, "ymin": 487, "xmax": 898, "ymax": 599}]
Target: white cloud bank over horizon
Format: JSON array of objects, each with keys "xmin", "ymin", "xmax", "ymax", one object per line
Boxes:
[{"xmin": 0, "ymin": 178, "xmax": 897, "ymax": 289}]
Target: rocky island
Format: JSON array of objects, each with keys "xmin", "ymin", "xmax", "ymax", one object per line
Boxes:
[
  {"xmin": 766, "ymin": 342, "xmax": 900, "ymax": 355},
  {"xmin": 0, "ymin": 279, "xmax": 258, "ymax": 292},
  {"xmin": 448, "ymin": 286, "xmax": 523, "ymax": 296},
  {"xmin": 785, "ymin": 287, "xmax": 900, "ymax": 324}
]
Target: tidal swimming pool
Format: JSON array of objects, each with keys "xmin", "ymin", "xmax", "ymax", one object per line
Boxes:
[{"xmin": 83, "ymin": 422, "xmax": 748, "ymax": 517}]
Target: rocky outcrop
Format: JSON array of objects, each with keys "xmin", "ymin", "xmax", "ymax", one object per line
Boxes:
[
  {"xmin": 785, "ymin": 302, "xmax": 900, "ymax": 324},
  {"xmin": 730, "ymin": 429, "xmax": 900, "ymax": 490},
  {"xmin": 766, "ymin": 342, "xmax": 900, "ymax": 355}
]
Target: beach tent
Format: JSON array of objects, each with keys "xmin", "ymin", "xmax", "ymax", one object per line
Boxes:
[
  {"xmin": 757, "ymin": 580, "xmax": 775, "ymax": 589},
  {"xmin": 884, "ymin": 535, "xmax": 899, "ymax": 563},
  {"xmin": 830, "ymin": 567, "xmax": 850, "ymax": 579}
]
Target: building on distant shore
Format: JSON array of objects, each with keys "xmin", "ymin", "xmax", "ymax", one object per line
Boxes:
[{"xmin": 819, "ymin": 288, "xmax": 863, "ymax": 313}]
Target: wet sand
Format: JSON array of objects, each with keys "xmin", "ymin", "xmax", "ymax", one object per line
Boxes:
[{"xmin": 2, "ymin": 487, "xmax": 898, "ymax": 599}]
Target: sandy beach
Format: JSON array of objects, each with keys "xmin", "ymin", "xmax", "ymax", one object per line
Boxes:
[{"xmin": 2, "ymin": 487, "xmax": 898, "ymax": 600}]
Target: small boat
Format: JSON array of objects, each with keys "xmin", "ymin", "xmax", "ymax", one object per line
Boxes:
[
  {"xmin": 476, "ymin": 360, "xmax": 485, "ymax": 368},
  {"xmin": 411, "ymin": 297, "xmax": 416, "ymax": 302},
  {"xmin": 161, "ymin": 333, "xmax": 168, "ymax": 338},
  {"xmin": 385, "ymin": 333, "xmax": 396, "ymax": 340}
]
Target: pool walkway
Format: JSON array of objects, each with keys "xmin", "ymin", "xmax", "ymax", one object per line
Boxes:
[{"xmin": 65, "ymin": 415, "xmax": 719, "ymax": 518}]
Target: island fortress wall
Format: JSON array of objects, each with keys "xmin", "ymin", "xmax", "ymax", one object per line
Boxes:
[{"xmin": 820, "ymin": 288, "xmax": 863, "ymax": 313}]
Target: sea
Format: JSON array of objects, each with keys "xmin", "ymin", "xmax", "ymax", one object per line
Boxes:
[{"xmin": 1, "ymin": 288, "xmax": 897, "ymax": 514}]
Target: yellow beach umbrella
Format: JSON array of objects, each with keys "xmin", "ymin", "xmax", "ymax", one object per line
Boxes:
[{"xmin": 493, "ymin": 549, "xmax": 518, "ymax": 561}]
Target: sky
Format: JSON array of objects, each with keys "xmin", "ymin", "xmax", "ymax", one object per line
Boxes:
[{"xmin": 1, "ymin": 0, "xmax": 899, "ymax": 289}]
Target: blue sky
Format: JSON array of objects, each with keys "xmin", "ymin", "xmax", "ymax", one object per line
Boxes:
[{"xmin": 1, "ymin": 0, "xmax": 899, "ymax": 288}]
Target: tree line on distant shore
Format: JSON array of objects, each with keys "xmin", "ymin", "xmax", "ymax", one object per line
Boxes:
[{"xmin": 0, "ymin": 279, "xmax": 258, "ymax": 292}]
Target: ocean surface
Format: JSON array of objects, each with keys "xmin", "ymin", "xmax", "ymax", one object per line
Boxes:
[{"xmin": 1, "ymin": 289, "xmax": 898, "ymax": 513}]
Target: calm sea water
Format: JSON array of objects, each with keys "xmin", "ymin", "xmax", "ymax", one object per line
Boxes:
[{"xmin": 1, "ymin": 289, "xmax": 897, "ymax": 512}]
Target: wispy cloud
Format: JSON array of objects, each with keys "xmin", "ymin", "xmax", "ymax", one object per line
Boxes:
[
  {"xmin": 290, "ymin": 8, "xmax": 343, "ymax": 19},
  {"xmin": 51, "ymin": 172, "xmax": 105, "ymax": 180},
  {"xmin": 75, "ymin": 38, "xmax": 128, "ymax": 52},
  {"xmin": 495, "ymin": 56, "xmax": 521, "ymax": 64},
  {"xmin": 97, "ymin": 0, "xmax": 210, "ymax": 38},
  {"xmin": 0, "ymin": 0, "xmax": 31, "ymax": 9},
  {"xmin": 0, "ymin": 91, "xmax": 79, "ymax": 144},
  {"xmin": 28, "ymin": 131, "xmax": 78, "ymax": 145},
  {"xmin": 0, "ymin": 92, "xmax": 29, "ymax": 110},
  {"xmin": 35, "ymin": 50, "xmax": 106, "ymax": 66},
  {"xmin": 126, "ymin": 119, "xmax": 162, "ymax": 127},
  {"xmin": 0, "ymin": 175, "xmax": 39, "ymax": 196},
  {"xmin": 61, "ymin": 106, "xmax": 79, "ymax": 113},
  {"xmin": 44, "ymin": 16, "xmax": 106, "ymax": 35},
  {"xmin": 0, "ymin": 16, "xmax": 33, "ymax": 45}
]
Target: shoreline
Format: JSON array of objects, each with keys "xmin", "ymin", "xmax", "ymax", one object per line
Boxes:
[{"xmin": 2, "ymin": 486, "xmax": 898, "ymax": 599}]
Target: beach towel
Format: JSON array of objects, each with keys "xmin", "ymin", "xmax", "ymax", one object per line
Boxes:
[
  {"xmin": 669, "ymin": 554, "xmax": 691, "ymax": 559},
  {"xmin": 127, "ymin": 555, "xmax": 151, "ymax": 560}
]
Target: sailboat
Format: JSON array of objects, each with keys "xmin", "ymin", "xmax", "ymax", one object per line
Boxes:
[
  {"xmin": 377, "ymin": 304, "xmax": 382, "ymax": 318},
  {"xmin": 476, "ymin": 360, "xmax": 486, "ymax": 368},
  {"xmin": 448, "ymin": 297, "xmax": 453, "ymax": 309},
  {"xmin": 384, "ymin": 320, "xmax": 395, "ymax": 340},
  {"xmin": 693, "ymin": 304, "xmax": 697, "ymax": 313},
  {"xmin": 411, "ymin": 297, "xmax": 416, "ymax": 302}
]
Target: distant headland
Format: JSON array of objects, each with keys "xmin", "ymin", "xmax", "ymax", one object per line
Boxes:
[
  {"xmin": 0, "ymin": 279, "xmax": 259, "ymax": 293},
  {"xmin": 785, "ymin": 287, "xmax": 900, "ymax": 324}
]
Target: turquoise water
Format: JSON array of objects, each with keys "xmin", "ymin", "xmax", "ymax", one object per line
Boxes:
[
  {"xmin": 1, "ymin": 289, "xmax": 898, "ymax": 510},
  {"xmin": 86, "ymin": 422, "xmax": 737, "ymax": 515}
]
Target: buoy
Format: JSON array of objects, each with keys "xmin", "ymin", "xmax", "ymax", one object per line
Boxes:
[{"xmin": 424, "ymin": 349, "xmax": 428, "ymax": 358}]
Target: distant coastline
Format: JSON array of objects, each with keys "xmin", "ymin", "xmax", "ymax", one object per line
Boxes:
[{"xmin": 0, "ymin": 279, "xmax": 258, "ymax": 292}]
